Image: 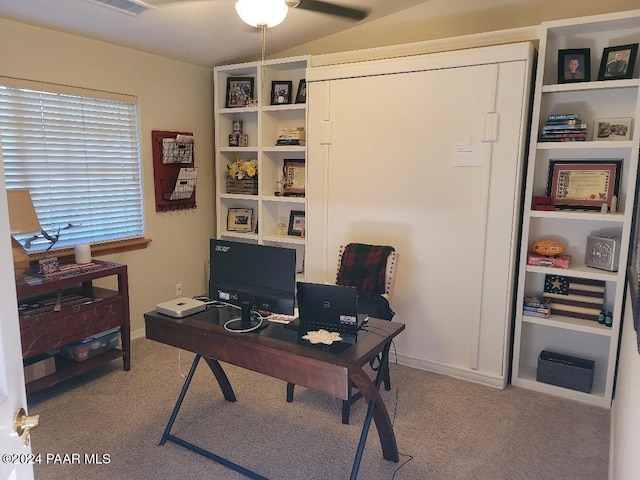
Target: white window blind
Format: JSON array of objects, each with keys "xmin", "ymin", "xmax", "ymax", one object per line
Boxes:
[{"xmin": 0, "ymin": 78, "xmax": 144, "ymax": 252}]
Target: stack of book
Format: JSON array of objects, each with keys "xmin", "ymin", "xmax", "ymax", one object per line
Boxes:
[
  {"xmin": 276, "ymin": 127, "xmax": 306, "ymax": 146},
  {"xmin": 523, "ymin": 296, "xmax": 551, "ymax": 318},
  {"xmin": 539, "ymin": 113, "xmax": 587, "ymax": 142}
]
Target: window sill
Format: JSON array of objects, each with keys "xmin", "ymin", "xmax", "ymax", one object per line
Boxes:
[{"xmin": 27, "ymin": 238, "xmax": 152, "ymax": 262}]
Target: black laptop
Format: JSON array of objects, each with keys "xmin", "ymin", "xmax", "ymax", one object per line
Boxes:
[{"xmin": 296, "ymin": 282, "xmax": 366, "ymax": 345}]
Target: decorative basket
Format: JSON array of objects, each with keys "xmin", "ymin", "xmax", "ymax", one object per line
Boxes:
[{"xmin": 226, "ymin": 177, "xmax": 258, "ymax": 195}]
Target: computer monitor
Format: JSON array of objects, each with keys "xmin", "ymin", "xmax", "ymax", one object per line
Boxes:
[{"xmin": 209, "ymin": 239, "xmax": 296, "ymax": 315}]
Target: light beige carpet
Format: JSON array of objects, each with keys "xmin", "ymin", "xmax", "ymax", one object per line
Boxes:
[{"xmin": 27, "ymin": 338, "xmax": 609, "ymax": 479}]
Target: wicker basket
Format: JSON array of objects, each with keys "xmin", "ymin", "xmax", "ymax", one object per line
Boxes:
[{"xmin": 226, "ymin": 177, "xmax": 258, "ymax": 195}]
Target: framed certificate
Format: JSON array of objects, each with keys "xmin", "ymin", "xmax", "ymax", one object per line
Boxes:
[
  {"xmin": 546, "ymin": 160, "xmax": 622, "ymax": 210},
  {"xmin": 283, "ymin": 159, "xmax": 305, "ymax": 196}
]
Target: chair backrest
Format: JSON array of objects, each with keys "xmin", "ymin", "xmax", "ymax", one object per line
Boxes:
[{"xmin": 336, "ymin": 244, "xmax": 398, "ymax": 302}]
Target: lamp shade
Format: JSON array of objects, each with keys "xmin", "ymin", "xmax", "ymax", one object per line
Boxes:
[
  {"xmin": 235, "ymin": 0, "xmax": 288, "ymax": 28},
  {"xmin": 7, "ymin": 189, "xmax": 41, "ymax": 234}
]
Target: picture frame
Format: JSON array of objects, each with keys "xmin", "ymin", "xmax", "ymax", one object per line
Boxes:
[
  {"xmin": 271, "ymin": 80, "xmax": 293, "ymax": 105},
  {"xmin": 227, "ymin": 207, "xmax": 253, "ymax": 232},
  {"xmin": 558, "ymin": 48, "xmax": 590, "ymax": 83},
  {"xmin": 597, "ymin": 43, "xmax": 638, "ymax": 81},
  {"xmin": 225, "ymin": 77, "xmax": 254, "ymax": 108},
  {"xmin": 283, "ymin": 159, "xmax": 305, "ymax": 196},
  {"xmin": 295, "ymin": 79, "xmax": 307, "ymax": 104},
  {"xmin": 288, "ymin": 210, "xmax": 305, "ymax": 236},
  {"xmin": 546, "ymin": 159, "xmax": 622, "ymax": 210},
  {"xmin": 595, "ymin": 117, "xmax": 632, "ymax": 141}
]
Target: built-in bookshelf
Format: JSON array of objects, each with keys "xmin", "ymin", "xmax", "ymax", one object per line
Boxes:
[
  {"xmin": 214, "ymin": 56, "xmax": 309, "ymax": 275},
  {"xmin": 511, "ymin": 11, "xmax": 640, "ymax": 408}
]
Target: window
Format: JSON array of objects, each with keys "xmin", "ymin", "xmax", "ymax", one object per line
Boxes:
[{"xmin": 0, "ymin": 77, "xmax": 144, "ymax": 253}]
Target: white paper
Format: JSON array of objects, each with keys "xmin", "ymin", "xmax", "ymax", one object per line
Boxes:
[
  {"xmin": 452, "ymin": 142, "xmax": 486, "ymax": 167},
  {"xmin": 170, "ymin": 167, "xmax": 198, "ymax": 200}
]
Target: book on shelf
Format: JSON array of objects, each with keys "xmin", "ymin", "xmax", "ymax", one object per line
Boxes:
[
  {"xmin": 524, "ymin": 296, "xmax": 551, "ymax": 309},
  {"xmin": 540, "ymin": 114, "xmax": 587, "ymax": 142},
  {"xmin": 276, "ymin": 127, "xmax": 306, "ymax": 146},
  {"xmin": 523, "ymin": 296, "xmax": 551, "ymax": 317},
  {"xmin": 546, "ymin": 113, "xmax": 581, "ymax": 121},
  {"xmin": 523, "ymin": 305, "xmax": 551, "ymax": 314},
  {"xmin": 522, "ymin": 309, "xmax": 551, "ymax": 318},
  {"xmin": 542, "ymin": 123, "xmax": 587, "ymax": 130}
]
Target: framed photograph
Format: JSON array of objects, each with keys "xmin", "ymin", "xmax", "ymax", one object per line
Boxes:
[
  {"xmin": 546, "ymin": 160, "xmax": 622, "ymax": 210},
  {"xmin": 226, "ymin": 77, "xmax": 254, "ymax": 108},
  {"xmin": 283, "ymin": 159, "xmax": 305, "ymax": 196},
  {"xmin": 271, "ymin": 80, "xmax": 293, "ymax": 105},
  {"xmin": 597, "ymin": 43, "xmax": 638, "ymax": 81},
  {"xmin": 595, "ymin": 117, "xmax": 632, "ymax": 141},
  {"xmin": 295, "ymin": 79, "xmax": 307, "ymax": 104},
  {"xmin": 558, "ymin": 48, "xmax": 590, "ymax": 83},
  {"xmin": 288, "ymin": 210, "xmax": 305, "ymax": 236},
  {"xmin": 227, "ymin": 208, "xmax": 253, "ymax": 232}
]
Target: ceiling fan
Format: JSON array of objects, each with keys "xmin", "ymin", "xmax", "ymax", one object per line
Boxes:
[{"xmin": 147, "ymin": 0, "xmax": 369, "ymax": 27}]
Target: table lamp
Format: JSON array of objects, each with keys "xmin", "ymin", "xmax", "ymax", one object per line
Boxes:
[{"xmin": 7, "ymin": 189, "xmax": 42, "ymax": 281}]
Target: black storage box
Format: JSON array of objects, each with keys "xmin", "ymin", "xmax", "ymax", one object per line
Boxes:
[{"xmin": 536, "ymin": 350, "xmax": 594, "ymax": 393}]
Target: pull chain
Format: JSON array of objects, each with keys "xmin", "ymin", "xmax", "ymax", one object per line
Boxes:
[{"xmin": 260, "ymin": 24, "xmax": 267, "ymax": 91}]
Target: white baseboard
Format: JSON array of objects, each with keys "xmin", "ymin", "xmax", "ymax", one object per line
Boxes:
[
  {"xmin": 395, "ymin": 351, "xmax": 507, "ymax": 389},
  {"xmin": 131, "ymin": 327, "xmax": 146, "ymax": 341}
]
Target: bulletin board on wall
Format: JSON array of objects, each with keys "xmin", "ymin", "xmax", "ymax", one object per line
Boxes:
[{"xmin": 152, "ymin": 130, "xmax": 197, "ymax": 212}]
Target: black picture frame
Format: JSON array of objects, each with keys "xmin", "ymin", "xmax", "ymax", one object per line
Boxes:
[
  {"xmin": 295, "ymin": 79, "xmax": 307, "ymax": 104},
  {"xmin": 546, "ymin": 159, "xmax": 622, "ymax": 210},
  {"xmin": 598, "ymin": 43, "xmax": 638, "ymax": 81},
  {"xmin": 287, "ymin": 210, "xmax": 305, "ymax": 236},
  {"xmin": 226, "ymin": 77, "xmax": 254, "ymax": 108},
  {"xmin": 558, "ymin": 48, "xmax": 590, "ymax": 83},
  {"xmin": 271, "ymin": 81, "xmax": 293, "ymax": 105}
]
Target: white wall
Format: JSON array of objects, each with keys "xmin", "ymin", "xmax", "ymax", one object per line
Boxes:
[
  {"xmin": 610, "ymin": 291, "xmax": 640, "ymax": 479},
  {"xmin": 0, "ymin": 18, "xmax": 214, "ymax": 336}
]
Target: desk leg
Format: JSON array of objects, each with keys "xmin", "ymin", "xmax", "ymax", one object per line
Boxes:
[
  {"xmin": 158, "ymin": 354, "xmax": 268, "ymax": 479},
  {"xmin": 159, "ymin": 354, "xmax": 202, "ymax": 446},
  {"xmin": 203, "ymin": 356, "xmax": 237, "ymax": 402},
  {"xmin": 348, "ymin": 343, "xmax": 398, "ymax": 480}
]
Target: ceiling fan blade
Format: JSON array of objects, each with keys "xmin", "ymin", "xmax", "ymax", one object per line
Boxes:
[{"xmin": 292, "ymin": 0, "xmax": 369, "ymax": 21}]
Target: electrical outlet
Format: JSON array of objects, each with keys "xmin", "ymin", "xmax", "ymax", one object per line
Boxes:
[{"xmin": 175, "ymin": 283, "xmax": 183, "ymax": 297}]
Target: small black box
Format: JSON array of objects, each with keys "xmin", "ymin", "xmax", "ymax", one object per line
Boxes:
[{"xmin": 536, "ymin": 350, "xmax": 594, "ymax": 393}]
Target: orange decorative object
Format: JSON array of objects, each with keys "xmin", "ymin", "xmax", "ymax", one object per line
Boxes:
[{"xmin": 532, "ymin": 240, "xmax": 565, "ymax": 257}]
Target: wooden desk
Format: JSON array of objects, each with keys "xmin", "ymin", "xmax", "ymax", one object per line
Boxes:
[{"xmin": 144, "ymin": 307, "xmax": 404, "ymax": 480}]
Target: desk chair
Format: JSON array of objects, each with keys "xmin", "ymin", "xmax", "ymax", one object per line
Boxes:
[{"xmin": 287, "ymin": 243, "xmax": 398, "ymax": 424}]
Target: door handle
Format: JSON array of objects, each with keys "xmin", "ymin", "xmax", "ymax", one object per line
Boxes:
[{"xmin": 14, "ymin": 408, "xmax": 39, "ymax": 447}]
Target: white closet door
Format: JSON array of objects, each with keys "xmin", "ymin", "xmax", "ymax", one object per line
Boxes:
[
  {"xmin": 313, "ymin": 63, "xmax": 497, "ymax": 370},
  {"xmin": 306, "ymin": 44, "xmax": 532, "ymax": 386}
]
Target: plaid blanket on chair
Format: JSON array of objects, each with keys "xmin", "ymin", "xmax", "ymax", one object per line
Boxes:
[{"xmin": 336, "ymin": 243, "xmax": 394, "ymax": 294}]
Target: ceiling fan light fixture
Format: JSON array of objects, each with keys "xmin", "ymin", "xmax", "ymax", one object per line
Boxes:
[{"xmin": 235, "ymin": 0, "xmax": 288, "ymax": 28}]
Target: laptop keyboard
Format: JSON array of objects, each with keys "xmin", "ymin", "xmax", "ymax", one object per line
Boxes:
[{"xmin": 307, "ymin": 323, "xmax": 354, "ymax": 335}]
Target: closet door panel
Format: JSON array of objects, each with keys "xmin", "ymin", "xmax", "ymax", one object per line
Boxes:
[
  {"xmin": 306, "ymin": 42, "xmax": 533, "ymax": 386},
  {"xmin": 322, "ymin": 64, "xmax": 496, "ymax": 369}
]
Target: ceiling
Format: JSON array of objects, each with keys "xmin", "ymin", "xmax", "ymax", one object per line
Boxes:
[{"xmin": 0, "ymin": 0, "xmax": 428, "ymax": 67}]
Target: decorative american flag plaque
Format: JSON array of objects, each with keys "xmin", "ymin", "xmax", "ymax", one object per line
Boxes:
[{"xmin": 544, "ymin": 274, "xmax": 605, "ymax": 322}]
